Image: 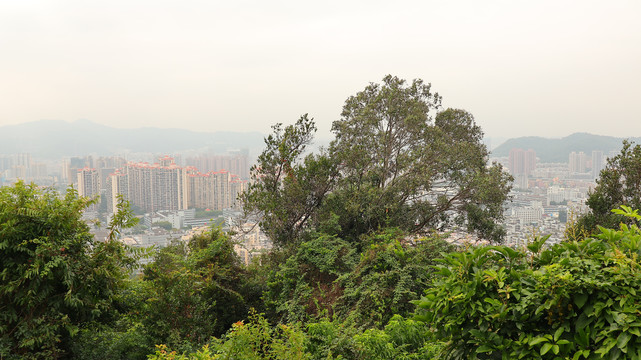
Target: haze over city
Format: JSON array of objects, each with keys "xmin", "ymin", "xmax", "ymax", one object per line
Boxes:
[{"xmin": 1, "ymin": 0, "xmax": 640, "ymax": 140}]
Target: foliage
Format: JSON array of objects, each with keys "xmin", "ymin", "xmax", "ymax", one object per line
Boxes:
[
  {"xmin": 68, "ymin": 318, "xmax": 152, "ymax": 360},
  {"xmin": 195, "ymin": 208, "xmax": 223, "ymax": 219},
  {"xmin": 148, "ymin": 311, "xmax": 309, "ymax": 360},
  {"xmin": 141, "ymin": 228, "xmax": 252, "ymax": 350},
  {"xmin": 264, "ymin": 228, "xmax": 453, "ymax": 330},
  {"xmin": 354, "ymin": 315, "xmax": 441, "ymax": 360},
  {"xmin": 154, "ymin": 221, "xmax": 174, "ymax": 231},
  {"xmin": 578, "ymin": 140, "xmax": 641, "ymax": 234},
  {"xmin": 415, "ymin": 206, "xmax": 641, "ymax": 359},
  {"xmin": 148, "ymin": 313, "xmax": 443, "ymax": 360},
  {"xmin": 0, "ymin": 182, "xmax": 138, "ymax": 359},
  {"xmin": 242, "ymin": 76, "xmax": 512, "ymax": 246},
  {"xmin": 107, "ymin": 193, "xmax": 140, "ymax": 241},
  {"xmin": 327, "ymin": 77, "xmax": 512, "ymax": 242},
  {"xmin": 337, "ymin": 229, "xmax": 454, "ymax": 328},
  {"xmin": 305, "ymin": 318, "xmax": 359, "ymax": 359},
  {"xmin": 240, "ymin": 115, "xmax": 339, "ymax": 247},
  {"xmin": 263, "ymin": 233, "xmax": 358, "ymax": 323}
]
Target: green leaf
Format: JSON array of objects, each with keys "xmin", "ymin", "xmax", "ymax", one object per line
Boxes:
[
  {"xmin": 576, "ymin": 313, "xmax": 591, "ymax": 330},
  {"xmin": 617, "ymin": 332, "xmax": 632, "ymax": 350},
  {"xmin": 477, "ymin": 345, "xmax": 493, "ymax": 353},
  {"xmin": 554, "ymin": 327, "xmax": 564, "ymax": 342},
  {"xmin": 574, "ymin": 293, "xmax": 588, "ymax": 309},
  {"xmin": 541, "ymin": 343, "xmax": 553, "ymax": 355},
  {"xmin": 530, "ymin": 337, "xmax": 548, "ymax": 346}
]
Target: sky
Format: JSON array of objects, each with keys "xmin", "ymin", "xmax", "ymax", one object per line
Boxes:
[{"xmin": 1, "ymin": 0, "xmax": 640, "ymax": 141}]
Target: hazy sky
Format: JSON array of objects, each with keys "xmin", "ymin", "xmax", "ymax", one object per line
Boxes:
[{"xmin": 1, "ymin": 0, "xmax": 640, "ymax": 140}]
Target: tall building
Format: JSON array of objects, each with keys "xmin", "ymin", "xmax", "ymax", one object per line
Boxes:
[
  {"xmin": 509, "ymin": 148, "xmax": 536, "ymax": 177},
  {"xmin": 591, "ymin": 150, "xmax": 604, "ymax": 180},
  {"xmin": 184, "ymin": 153, "xmax": 250, "ymax": 179},
  {"xmin": 105, "ymin": 170, "xmax": 129, "ymax": 214},
  {"xmin": 105, "ymin": 156, "xmax": 247, "ymax": 215},
  {"xmin": 77, "ymin": 167, "xmax": 101, "ymax": 211},
  {"xmin": 569, "ymin": 151, "xmax": 587, "ymax": 174},
  {"xmin": 124, "ymin": 159, "xmax": 185, "ymax": 213},
  {"xmin": 183, "ymin": 169, "xmax": 246, "ymax": 210}
]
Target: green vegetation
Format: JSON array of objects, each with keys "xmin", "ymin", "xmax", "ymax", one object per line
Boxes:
[
  {"xmin": 195, "ymin": 209, "xmax": 223, "ymax": 219},
  {"xmin": 5, "ymin": 76, "xmax": 641, "ymax": 359},
  {"xmin": 242, "ymin": 75, "xmax": 512, "ymax": 246},
  {"xmin": 0, "ymin": 182, "xmax": 140, "ymax": 359},
  {"xmin": 576, "ymin": 140, "xmax": 641, "ymax": 235},
  {"xmin": 416, "ymin": 206, "xmax": 641, "ymax": 359}
]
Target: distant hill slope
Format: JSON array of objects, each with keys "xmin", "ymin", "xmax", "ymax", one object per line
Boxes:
[
  {"xmin": 0, "ymin": 120, "xmax": 266, "ymax": 159},
  {"xmin": 491, "ymin": 133, "xmax": 641, "ymax": 163}
]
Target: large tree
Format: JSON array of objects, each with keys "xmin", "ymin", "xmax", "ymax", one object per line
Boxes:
[
  {"xmin": 328, "ymin": 75, "xmax": 512, "ymax": 242},
  {"xmin": 242, "ymin": 75, "xmax": 512, "ymax": 245},
  {"xmin": 576, "ymin": 140, "xmax": 641, "ymax": 234}
]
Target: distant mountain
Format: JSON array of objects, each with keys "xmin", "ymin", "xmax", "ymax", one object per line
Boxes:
[
  {"xmin": 491, "ymin": 133, "xmax": 641, "ymax": 163},
  {"xmin": 0, "ymin": 120, "xmax": 266, "ymax": 159}
]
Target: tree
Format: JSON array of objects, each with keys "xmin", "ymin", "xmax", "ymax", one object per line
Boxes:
[
  {"xmin": 240, "ymin": 114, "xmax": 339, "ymax": 247},
  {"xmin": 576, "ymin": 140, "xmax": 641, "ymax": 235},
  {"xmin": 328, "ymin": 76, "xmax": 512, "ymax": 242},
  {"xmin": 242, "ymin": 76, "xmax": 512, "ymax": 246},
  {"xmin": 0, "ymin": 182, "xmax": 138, "ymax": 359}
]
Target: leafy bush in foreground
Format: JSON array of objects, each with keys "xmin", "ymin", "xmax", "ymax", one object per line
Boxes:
[
  {"xmin": 0, "ymin": 182, "xmax": 138, "ymax": 359},
  {"xmin": 416, "ymin": 206, "xmax": 641, "ymax": 359}
]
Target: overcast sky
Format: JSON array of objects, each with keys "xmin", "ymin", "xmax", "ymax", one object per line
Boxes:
[{"xmin": 1, "ymin": 0, "xmax": 640, "ymax": 141}]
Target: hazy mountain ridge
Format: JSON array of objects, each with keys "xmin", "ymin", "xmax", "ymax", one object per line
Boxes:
[
  {"xmin": 0, "ymin": 120, "xmax": 266, "ymax": 159},
  {"xmin": 490, "ymin": 132, "xmax": 641, "ymax": 163},
  {"xmin": 3, "ymin": 121, "xmax": 638, "ymax": 163}
]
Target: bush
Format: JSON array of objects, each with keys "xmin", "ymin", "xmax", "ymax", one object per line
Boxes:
[
  {"xmin": 148, "ymin": 311, "xmax": 309, "ymax": 360},
  {"xmin": 0, "ymin": 182, "xmax": 137, "ymax": 359},
  {"xmin": 415, "ymin": 206, "xmax": 641, "ymax": 359}
]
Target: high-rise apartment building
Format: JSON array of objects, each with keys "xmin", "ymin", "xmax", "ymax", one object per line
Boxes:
[
  {"xmin": 591, "ymin": 150, "xmax": 604, "ymax": 180},
  {"xmin": 509, "ymin": 148, "xmax": 536, "ymax": 176},
  {"xmin": 184, "ymin": 153, "xmax": 250, "ymax": 179},
  {"xmin": 124, "ymin": 159, "xmax": 185, "ymax": 213},
  {"xmin": 569, "ymin": 152, "xmax": 587, "ymax": 174},
  {"xmin": 105, "ymin": 156, "xmax": 246, "ymax": 214},
  {"xmin": 106, "ymin": 170, "xmax": 129, "ymax": 214},
  {"xmin": 77, "ymin": 167, "xmax": 101, "ymax": 211}
]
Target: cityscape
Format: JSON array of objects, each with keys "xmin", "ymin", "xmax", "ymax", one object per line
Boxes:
[
  {"xmin": 0, "ymin": 150, "xmax": 273, "ymax": 264},
  {"xmin": 0, "ymin": 133, "xmax": 628, "ymax": 262}
]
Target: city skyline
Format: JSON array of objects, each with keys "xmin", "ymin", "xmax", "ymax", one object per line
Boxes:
[{"xmin": 1, "ymin": 1, "xmax": 640, "ymax": 140}]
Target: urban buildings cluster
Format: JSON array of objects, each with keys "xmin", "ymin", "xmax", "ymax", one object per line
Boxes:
[
  {"xmin": 492, "ymin": 148, "xmax": 615, "ymax": 247},
  {"xmin": 1, "ymin": 150, "xmax": 274, "ymax": 264},
  {"xmin": 77, "ymin": 155, "xmax": 247, "ymax": 215},
  {"xmin": 0, "ymin": 153, "xmax": 50, "ymax": 185},
  {"xmin": 1, "ymin": 144, "xmax": 621, "ymax": 259}
]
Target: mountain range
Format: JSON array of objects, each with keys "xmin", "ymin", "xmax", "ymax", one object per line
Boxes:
[
  {"xmin": 1, "ymin": 120, "xmax": 639, "ymax": 163},
  {"xmin": 0, "ymin": 120, "xmax": 266, "ymax": 159},
  {"xmin": 490, "ymin": 133, "xmax": 641, "ymax": 163}
]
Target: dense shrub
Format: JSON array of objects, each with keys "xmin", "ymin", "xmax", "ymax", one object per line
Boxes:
[
  {"xmin": 0, "ymin": 182, "xmax": 138, "ymax": 359},
  {"xmin": 416, "ymin": 206, "xmax": 641, "ymax": 359}
]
